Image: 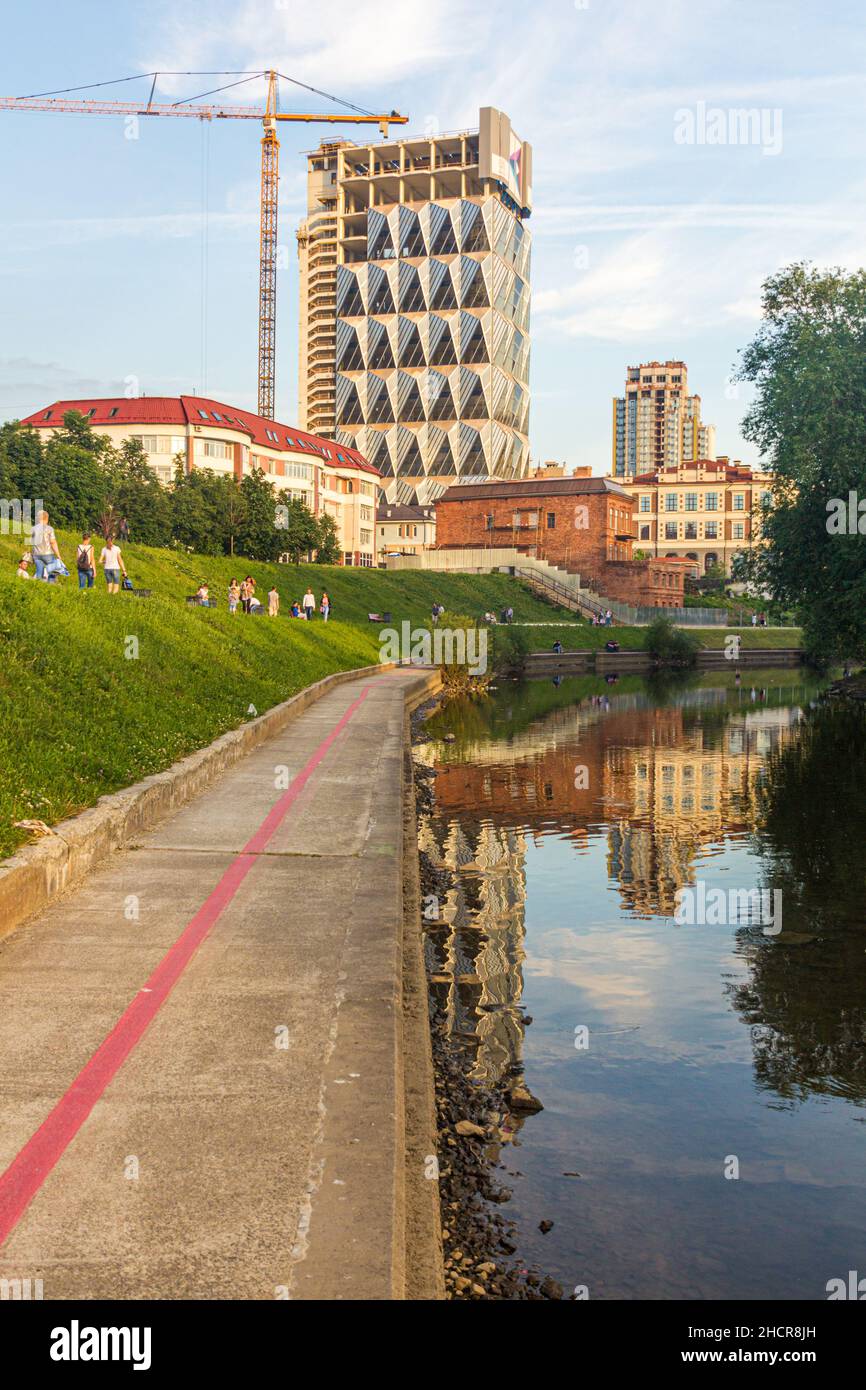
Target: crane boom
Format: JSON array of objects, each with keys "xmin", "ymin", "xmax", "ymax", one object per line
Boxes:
[
  {"xmin": 0, "ymin": 96, "xmax": 404, "ymax": 128},
  {"xmin": 1, "ymin": 72, "xmax": 409, "ymax": 418}
]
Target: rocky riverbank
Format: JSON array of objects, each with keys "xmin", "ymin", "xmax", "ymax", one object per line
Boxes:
[
  {"xmin": 412, "ymin": 703, "xmax": 566, "ymax": 1302},
  {"xmin": 825, "ymin": 670, "xmax": 866, "ymax": 702}
]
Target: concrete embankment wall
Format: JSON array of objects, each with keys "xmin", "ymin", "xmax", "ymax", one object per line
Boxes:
[{"xmin": 525, "ymin": 647, "xmax": 805, "ymax": 677}]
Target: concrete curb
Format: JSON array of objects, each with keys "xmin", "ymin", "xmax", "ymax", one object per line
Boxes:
[
  {"xmin": 400, "ymin": 680, "xmax": 447, "ymax": 1299},
  {"xmin": 0, "ymin": 661, "xmax": 395, "ymax": 944}
]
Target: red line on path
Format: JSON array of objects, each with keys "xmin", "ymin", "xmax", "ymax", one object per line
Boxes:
[{"xmin": 0, "ymin": 682, "xmax": 375, "ymax": 1250}]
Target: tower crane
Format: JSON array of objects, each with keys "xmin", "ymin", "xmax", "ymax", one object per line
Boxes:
[{"xmin": 1, "ymin": 70, "xmax": 408, "ymax": 418}]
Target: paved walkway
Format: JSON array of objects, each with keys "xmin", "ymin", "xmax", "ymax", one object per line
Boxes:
[{"xmin": 0, "ymin": 668, "xmax": 431, "ymax": 1301}]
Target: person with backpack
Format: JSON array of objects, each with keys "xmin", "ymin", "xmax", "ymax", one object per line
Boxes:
[
  {"xmin": 99, "ymin": 536, "xmax": 127, "ymax": 594},
  {"xmin": 76, "ymin": 532, "xmax": 95, "ymax": 589}
]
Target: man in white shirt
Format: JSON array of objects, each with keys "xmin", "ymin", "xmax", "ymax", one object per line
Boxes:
[{"xmin": 302, "ymin": 588, "xmax": 315, "ymax": 621}]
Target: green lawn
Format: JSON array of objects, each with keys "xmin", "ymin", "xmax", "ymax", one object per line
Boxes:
[{"xmin": 0, "ymin": 528, "xmax": 584, "ymax": 860}]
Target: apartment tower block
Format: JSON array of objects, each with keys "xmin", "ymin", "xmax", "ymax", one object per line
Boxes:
[{"xmin": 612, "ymin": 360, "xmax": 716, "ymax": 478}]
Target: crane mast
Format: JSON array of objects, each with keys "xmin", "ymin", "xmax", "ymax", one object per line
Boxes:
[{"xmin": 258, "ymin": 72, "xmax": 279, "ymax": 419}]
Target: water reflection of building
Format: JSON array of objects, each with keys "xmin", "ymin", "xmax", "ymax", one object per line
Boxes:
[
  {"xmin": 423, "ymin": 689, "xmax": 807, "ymax": 924},
  {"xmin": 420, "ymin": 816, "xmax": 528, "ymax": 1086}
]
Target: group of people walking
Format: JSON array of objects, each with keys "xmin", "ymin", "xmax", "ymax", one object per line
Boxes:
[{"xmin": 16, "ymin": 511, "xmax": 128, "ymax": 593}]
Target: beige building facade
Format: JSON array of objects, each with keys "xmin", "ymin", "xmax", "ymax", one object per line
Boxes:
[
  {"xmin": 376, "ymin": 502, "xmax": 436, "ymax": 561},
  {"xmin": 614, "ymin": 457, "xmax": 774, "ymax": 577},
  {"xmin": 22, "ymin": 396, "xmax": 380, "ymax": 566}
]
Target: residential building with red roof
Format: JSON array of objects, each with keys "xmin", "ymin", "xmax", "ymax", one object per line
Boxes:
[{"xmin": 21, "ymin": 395, "xmax": 380, "ymax": 566}]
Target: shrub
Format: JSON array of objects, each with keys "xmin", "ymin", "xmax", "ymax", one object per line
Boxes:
[{"xmin": 643, "ymin": 615, "xmax": 699, "ymax": 667}]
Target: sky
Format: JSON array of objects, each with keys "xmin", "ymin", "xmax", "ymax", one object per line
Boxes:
[{"xmin": 1, "ymin": 0, "xmax": 865, "ymax": 472}]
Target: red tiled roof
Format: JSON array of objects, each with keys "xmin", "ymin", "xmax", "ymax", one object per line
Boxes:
[{"xmin": 20, "ymin": 396, "xmax": 379, "ymax": 475}]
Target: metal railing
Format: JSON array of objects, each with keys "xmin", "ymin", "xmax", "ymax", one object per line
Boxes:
[{"xmin": 516, "ymin": 567, "xmax": 730, "ymax": 626}]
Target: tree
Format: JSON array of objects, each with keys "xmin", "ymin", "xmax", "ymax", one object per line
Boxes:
[
  {"xmin": 170, "ymin": 464, "xmax": 231, "ymax": 555},
  {"xmin": 737, "ymin": 262, "xmax": 866, "ymax": 661},
  {"xmin": 41, "ymin": 435, "xmax": 107, "ymax": 529},
  {"xmin": 102, "ymin": 438, "xmax": 172, "ymax": 547},
  {"xmin": 314, "ymin": 512, "xmax": 341, "ymax": 564},
  {"xmin": 236, "ymin": 468, "xmax": 283, "ymax": 561},
  {"xmin": 280, "ymin": 494, "xmax": 320, "ymax": 564}
]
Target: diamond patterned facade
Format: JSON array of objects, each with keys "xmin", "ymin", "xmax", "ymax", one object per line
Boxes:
[{"xmin": 334, "ymin": 198, "xmax": 530, "ymax": 502}]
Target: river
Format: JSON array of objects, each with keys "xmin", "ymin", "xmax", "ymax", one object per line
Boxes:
[{"xmin": 417, "ymin": 669, "xmax": 866, "ymax": 1300}]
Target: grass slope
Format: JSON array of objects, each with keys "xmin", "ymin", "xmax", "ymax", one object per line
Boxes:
[{"xmin": 0, "ymin": 527, "xmax": 581, "ymax": 859}]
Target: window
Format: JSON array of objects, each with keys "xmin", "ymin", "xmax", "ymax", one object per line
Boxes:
[
  {"xmin": 685, "ymin": 493, "xmax": 698, "ymax": 511},
  {"xmin": 685, "ymin": 521, "xmax": 697, "ymax": 540},
  {"xmin": 665, "ymin": 494, "xmax": 678, "ymax": 512},
  {"xmin": 733, "ymin": 493, "xmax": 745, "ymax": 510},
  {"xmin": 705, "ymin": 492, "xmax": 718, "ymax": 510},
  {"xmin": 202, "ymin": 439, "xmax": 232, "ymax": 460},
  {"xmin": 640, "ymin": 525, "xmax": 650, "ymax": 540},
  {"xmin": 665, "ymin": 522, "xmax": 678, "ymax": 540},
  {"xmin": 547, "ymin": 512, "xmax": 556, "ymax": 530},
  {"xmin": 42, "ymin": 410, "xmax": 52, "ymax": 420},
  {"xmin": 132, "ymin": 434, "xmax": 184, "ymax": 456},
  {"xmin": 198, "ymin": 410, "xmax": 209, "ymax": 420},
  {"xmin": 733, "ymin": 522, "xmax": 745, "ymax": 539},
  {"xmin": 639, "ymin": 495, "xmax": 651, "ymax": 512},
  {"xmin": 108, "ymin": 407, "xmax": 118, "ymax": 418},
  {"xmin": 760, "ymin": 490, "xmax": 772, "ymax": 506},
  {"xmin": 486, "ymin": 514, "xmax": 494, "ymax": 530},
  {"xmin": 705, "ymin": 521, "xmax": 718, "ymax": 539},
  {"xmin": 360, "ymin": 528, "xmax": 372, "ymax": 545}
]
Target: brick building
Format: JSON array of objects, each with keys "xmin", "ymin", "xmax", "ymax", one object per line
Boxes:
[{"xmin": 434, "ymin": 471, "xmax": 688, "ymax": 607}]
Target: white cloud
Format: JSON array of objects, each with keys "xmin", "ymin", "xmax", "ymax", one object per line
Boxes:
[{"xmin": 145, "ymin": 0, "xmax": 480, "ymax": 93}]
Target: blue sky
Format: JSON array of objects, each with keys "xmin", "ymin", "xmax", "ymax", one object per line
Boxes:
[{"xmin": 1, "ymin": 0, "xmax": 864, "ymax": 470}]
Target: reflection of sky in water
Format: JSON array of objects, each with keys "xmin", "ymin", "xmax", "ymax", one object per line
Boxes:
[{"xmin": 423, "ymin": 674, "xmax": 866, "ymax": 1299}]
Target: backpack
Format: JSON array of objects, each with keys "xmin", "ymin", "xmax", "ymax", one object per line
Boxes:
[{"xmin": 77, "ymin": 544, "xmax": 91, "ymax": 572}]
